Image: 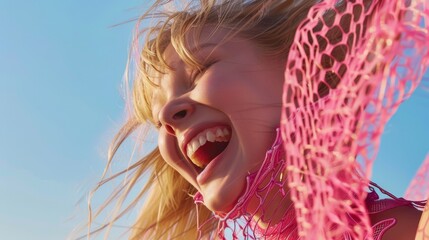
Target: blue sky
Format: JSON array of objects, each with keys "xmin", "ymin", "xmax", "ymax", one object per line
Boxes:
[
  {"xmin": 0, "ymin": 1, "xmax": 147, "ymax": 239},
  {"xmin": 0, "ymin": 1, "xmax": 428, "ymax": 240}
]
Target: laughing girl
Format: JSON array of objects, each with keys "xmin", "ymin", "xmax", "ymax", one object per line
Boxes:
[{"xmin": 88, "ymin": 0, "xmax": 429, "ymax": 239}]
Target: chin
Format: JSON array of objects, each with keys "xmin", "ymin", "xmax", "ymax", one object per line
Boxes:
[
  {"xmin": 202, "ymin": 180, "xmax": 245, "ymax": 214},
  {"xmin": 204, "ymin": 198, "xmax": 234, "ymax": 214}
]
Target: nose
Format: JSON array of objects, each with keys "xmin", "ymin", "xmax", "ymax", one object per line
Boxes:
[{"xmin": 158, "ymin": 100, "xmax": 194, "ymax": 135}]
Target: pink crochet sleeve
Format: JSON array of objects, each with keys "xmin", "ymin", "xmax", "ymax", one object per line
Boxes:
[
  {"xmin": 405, "ymin": 154, "xmax": 429, "ymax": 239},
  {"xmin": 406, "ymin": 154, "xmax": 429, "ymax": 201},
  {"xmin": 281, "ymin": 0, "xmax": 429, "ymax": 239}
]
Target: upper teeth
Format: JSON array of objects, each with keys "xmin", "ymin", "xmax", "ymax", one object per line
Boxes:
[{"xmin": 186, "ymin": 127, "xmax": 230, "ymax": 161}]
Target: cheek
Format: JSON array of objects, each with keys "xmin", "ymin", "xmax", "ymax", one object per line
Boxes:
[
  {"xmin": 157, "ymin": 128, "xmax": 199, "ymax": 189},
  {"xmin": 157, "ymin": 128, "xmax": 181, "ymax": 167},
  {"xmin": 191, "ymin": 71, "xmax": 242, "ymax": 110}
]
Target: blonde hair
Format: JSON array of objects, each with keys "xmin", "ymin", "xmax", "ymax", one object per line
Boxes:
[{"xmin": 88, "ymin": 0, "xmax": 317, "ymax": 239}]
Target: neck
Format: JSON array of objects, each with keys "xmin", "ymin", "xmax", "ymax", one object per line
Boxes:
[{"xmin": 194, "ymin": 128, "xmax": 298, "ymax": 237}]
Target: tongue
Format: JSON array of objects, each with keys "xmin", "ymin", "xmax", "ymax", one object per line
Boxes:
[{"xmin": 192, "ymin": 141, "xmax": 229, "ymax": 167}]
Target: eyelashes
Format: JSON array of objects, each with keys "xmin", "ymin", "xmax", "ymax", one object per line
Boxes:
[{"xmin": 191, "ymin": 60, "xmax": 217, "ymax": 82}]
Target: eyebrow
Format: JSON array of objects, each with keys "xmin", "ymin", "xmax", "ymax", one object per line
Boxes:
[{"xmin": 167, "ymin": 42, "xmax": 219, "ymax": 68}]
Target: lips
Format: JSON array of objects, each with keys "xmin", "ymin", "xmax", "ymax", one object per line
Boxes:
[{"xmin": 184, "ymin": 126, "xmax": 231, "ymax": 168}]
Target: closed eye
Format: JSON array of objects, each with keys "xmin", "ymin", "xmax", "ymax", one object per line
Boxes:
[{"xmin": 191, "ymin": 61, "xmax": 217, "ymax": 82}]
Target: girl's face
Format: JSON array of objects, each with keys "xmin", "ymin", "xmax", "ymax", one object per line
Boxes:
[{"xmin": 152, "ymin": 27, "xmax": 286, "ymax": 213}]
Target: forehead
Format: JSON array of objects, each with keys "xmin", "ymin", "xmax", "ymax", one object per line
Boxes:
[{"xmin": 154, "ymin": 26, "xmax": 227, "ymax": 91}]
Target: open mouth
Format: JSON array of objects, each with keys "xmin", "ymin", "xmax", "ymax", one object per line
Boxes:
[{"xmin": 185, "ymin": 126, "xmax": 231, "ymax": 169}]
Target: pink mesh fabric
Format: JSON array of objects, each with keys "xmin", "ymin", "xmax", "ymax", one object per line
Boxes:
[
  {"xmin": 405, "ymin": 154, "xmax": 429, "ymax": 240},
  {"xmin": 281, "ymin": 0, "xmax": 428, "ymax": 238},
  {"xmin": 405, "ymin": 154, "xmax": 429, "ymax": 201},
  {"xmin": 192, "ymin": 0, "xmax": 428, "ymax": 239},
  {"xmin": 193, "ymin": 131, "xmax": 421, "ymax": 239},
  {"xmin": 369, "ymin": 219, "xmax": 396, "ymax": 240}
]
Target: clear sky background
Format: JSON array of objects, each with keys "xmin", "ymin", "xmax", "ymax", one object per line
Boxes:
[{"xmin": 0, "ymin": 1, "xmax": 428, "ymax": 240}]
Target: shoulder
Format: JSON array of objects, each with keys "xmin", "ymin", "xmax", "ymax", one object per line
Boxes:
[{"xmin": 414, "ymin": 200, "xmax": 429, "ymax": 240}]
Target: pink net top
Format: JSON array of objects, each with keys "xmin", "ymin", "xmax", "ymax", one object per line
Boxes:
[
  {"xmin": 194, "ymin": 0, "xmax": 429, "ymax": 239},
  {"xmin": 194, "ymin": 129, "xmax": 426, "ymax": 239}
]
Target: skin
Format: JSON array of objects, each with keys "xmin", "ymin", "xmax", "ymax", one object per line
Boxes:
[
  {"xmin": 152, "ymin": 27, "xmax": 286, "ymax": 213},
  {"xmin": 414, "ymin": 201, "xmax": 429, "ymax": 240}
]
